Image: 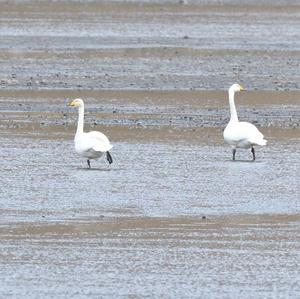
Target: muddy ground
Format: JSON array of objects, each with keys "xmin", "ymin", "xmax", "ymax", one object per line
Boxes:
[{"xmin": 0, "ymin": 1, "xmax": 299, "ymax": 298}]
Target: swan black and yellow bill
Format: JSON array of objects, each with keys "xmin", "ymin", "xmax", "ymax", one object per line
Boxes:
[{"xmin": 68, "ymin": 100, "xmax": 75, "ymax": 106}]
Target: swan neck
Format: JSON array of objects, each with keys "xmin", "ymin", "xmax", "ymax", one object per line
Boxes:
[
  {"xmin": 76, "ymin": 105, "xmax": 84, "ymax": 136},
  {"xmin": 229, "ymin": 89, "xmax": 238, "ymax": 122}
]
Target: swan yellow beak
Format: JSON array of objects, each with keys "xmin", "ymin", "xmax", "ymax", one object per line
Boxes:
[
  {"xmin": 239, "ymin": 85, "xmax": 245, "ymax": 91},
  {"xmin": 68, "ymin": 100, "xmax": 75, "ymax": 106}
]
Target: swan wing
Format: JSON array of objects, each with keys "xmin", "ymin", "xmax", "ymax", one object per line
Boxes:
[
  {"xmin": 238, "ymin": 122, "xmax": 267, "ymax": 145},
  {"xmin": 86, "ymin": 131, "xmax": 113, "ymax": 152},
  {"xmin": 75, "ymin": 131, "xmax": 113, "ymax": 153},
  {"xmin": 238, "ymin": 122, "xmax": 264, "ymax": 138}
]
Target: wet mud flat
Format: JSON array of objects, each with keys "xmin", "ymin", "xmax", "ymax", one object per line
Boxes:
[
  {"xmin": 0, "ymin": 92, "xmax": 299, "ymax": 297},
  {"xmin": 0, "ymin": 137, "xmax": 300, "ymax": 298},
  {"xmin": 0, "ymin": 0, "xmax": 300, "ymax": 298},
  {"xmin": 0, "ymin": 89, "xmax": 299, "ymax": 141},
  {"xmin": 0, "ymin": 215, "xmax": 300, "ymax": 298},
  {"xmin": 0, "ymin": 1, "xmax": 300, "ymax": 91}
]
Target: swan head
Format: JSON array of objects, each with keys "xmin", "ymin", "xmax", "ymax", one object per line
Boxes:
[
  {"xmin": 229, "ymin": 84, "xmax": 245, "ymax": 93},
  {"xmin": 68, "ymin": 98, "xmax": 84, "ymax": 107}
]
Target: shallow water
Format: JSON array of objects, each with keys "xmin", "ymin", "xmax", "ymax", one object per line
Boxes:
[
  {"xmin": 0, "ymin": 136, "xmax": 299, "ymax": 223},
  {"xmin": 1, "ymin": 215, "xmax": 300, "ymax": 298},
  {"xmin": 0, "ymin": 131, "xmax": 299, "ymax": 298},
  {"xmin": 0, "ymin": 1, "xmax": 300, "ymax": 298}
]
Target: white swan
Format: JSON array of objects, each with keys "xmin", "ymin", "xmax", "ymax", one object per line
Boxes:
[
  {"xmin": 68, "ymin": 98, "xmax": 113, "ymax": 168},
  {"xmin": 223, "ymin": 84, "xmax": 267, "ymax": 161}
]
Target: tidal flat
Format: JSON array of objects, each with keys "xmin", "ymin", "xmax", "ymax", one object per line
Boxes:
[{"xmin": 0, "ymin": 1, "xmax": 299, "ymax": 298}]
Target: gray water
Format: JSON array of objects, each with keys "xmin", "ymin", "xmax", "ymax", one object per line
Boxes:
[{"xmin": 0, "ymin": 137, "xmax": 299, "ymax": 222}]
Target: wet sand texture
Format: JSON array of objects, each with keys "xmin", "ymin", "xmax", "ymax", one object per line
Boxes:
[
  {"xmin": 0, "ymin": 1, "xmax": 300, "ymax": 90},
  {"xmin": 0, "ymin": 1, "xmax": 300, "ymax": 298}
]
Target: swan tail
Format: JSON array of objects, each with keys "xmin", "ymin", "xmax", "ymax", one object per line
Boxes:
[
  {"xmin": 92, "ymin": 143, "xmax": 113, "ymax": 152},
  {"xmin": 258, "ymin": 138, "xmax": 267, "ymax": 146},
  {"xmin": 252, "ymin": 138, "xmax": 267, "ymax": 146}
]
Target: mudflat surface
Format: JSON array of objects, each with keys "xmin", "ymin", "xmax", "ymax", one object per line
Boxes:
[
  {"xmin": 0, "ymin": 1, "xmax": 300, "ymax": 90},
  {"xmin": 0, "ymin": 1, "xmax": 300, "ymax": 298}
]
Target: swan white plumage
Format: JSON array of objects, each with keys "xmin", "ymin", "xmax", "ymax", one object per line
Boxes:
[
  {"xmin": 223, "ymin": 84, "xmax": 267, "ymax": 161},
  {"xmin": 68, "ymin": 98, "xmax": 113, "ymax": 168}
]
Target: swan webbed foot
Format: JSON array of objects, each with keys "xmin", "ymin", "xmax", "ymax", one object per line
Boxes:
[
  {"xmin": 251, "ymin": 147, "xmax": 255, "ymax": 161},
  {"xmin": 232, "ymin": 149, "xmax": 236, "ymax": 161},
  {"xmin": 87, "ymin": 159, "xmax": 91, "ymax": 168},
  {"xmin": 106, "ymin": 151, "xmax": 113, "ymax": 164}
]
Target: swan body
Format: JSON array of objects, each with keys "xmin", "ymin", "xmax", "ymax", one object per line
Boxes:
[
  {"xmin": 223, "ymin": 84, "xmax": 267, "ymax": 160},
  {"xmin": 68, "ymin": 98, "xmax": 113, "ymax": 168},
  {"xmin": 224, "ymin": 121, "xmax": 267, "ymax": 148}
]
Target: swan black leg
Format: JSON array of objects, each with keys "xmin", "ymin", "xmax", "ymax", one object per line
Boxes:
[
  {"xmin": 232, "ymin": 149, "xmax": 236, "ymax": 161},
  {"xmin": 87, "ymin": 159, "xmax": 91, "ymax": 168},
  {"xmin": 106, "ymin": 151, "xmax": 113, "ymax": 164},
  {"xmin": 251, "ymin": 147, "xmax": 255, "ymax": 161}
]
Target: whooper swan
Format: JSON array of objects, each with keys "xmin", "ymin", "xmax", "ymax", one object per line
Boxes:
[
  {"xmin": 68, "ymin": 98, "xmax": 113, "ymax": 168},
  {"xmin": 223, "ymin": 84, "xmax": 267, "ymax": 161}
]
